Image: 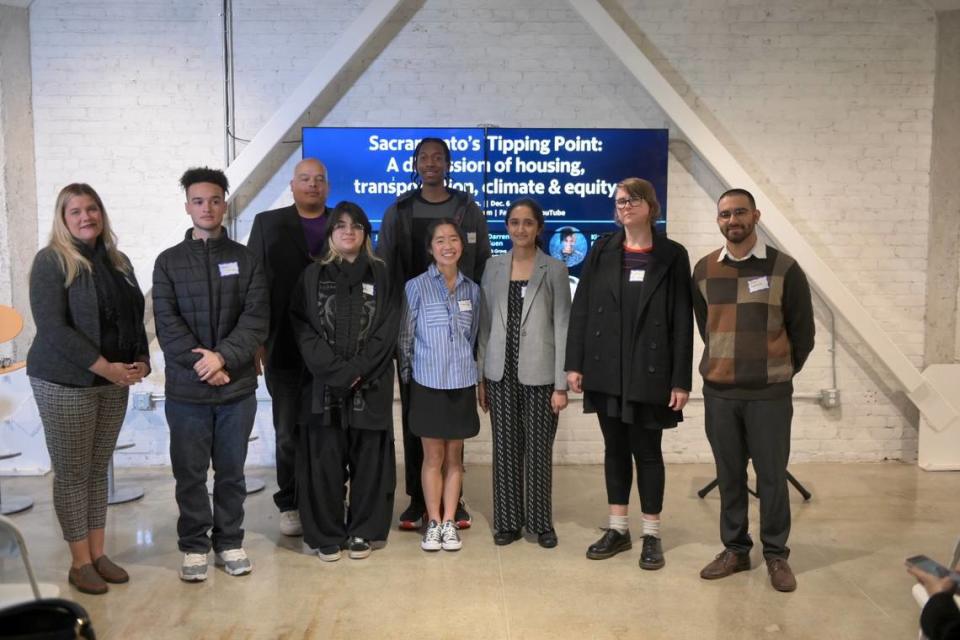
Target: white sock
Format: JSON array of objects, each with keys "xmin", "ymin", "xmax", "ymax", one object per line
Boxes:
[
  {"xmin": 609, "ymin": 514, "xmax": 629, "ymax": 534},
  {"xmin": 641, "ymin": 516, "xmax": 660, "ymax": 539}
]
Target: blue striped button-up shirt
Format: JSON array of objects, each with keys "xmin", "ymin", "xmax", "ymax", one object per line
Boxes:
[{"xmin": 399, "ymin": 263, "xmax": 481, "ymax": 390}]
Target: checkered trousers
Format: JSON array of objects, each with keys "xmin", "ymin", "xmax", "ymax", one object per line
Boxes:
[{"xmin": 30, "ymin": 377, "xmax": 129, "ymax": 542}]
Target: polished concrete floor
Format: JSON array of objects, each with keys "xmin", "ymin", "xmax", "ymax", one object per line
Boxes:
[{"xmin": 1, "ymin": 462, "xmax": 957, "ymax": 639}]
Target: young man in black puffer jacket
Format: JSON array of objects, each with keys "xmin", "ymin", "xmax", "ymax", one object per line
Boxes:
[{"xmin": 153, "ymin": 167, "xmax": 268, "ymax": 583}]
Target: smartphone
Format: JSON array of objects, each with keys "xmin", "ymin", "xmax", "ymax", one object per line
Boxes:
[{"xmin": 906, "ymin": 554, "xmax": 960, "ymax": 585}]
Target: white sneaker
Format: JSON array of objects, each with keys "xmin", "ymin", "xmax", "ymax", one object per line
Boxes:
[
  {"xmin": 215, "ymin": 548, "xmax": 252, "ymax": 576},
  {"xmin": 279, "ymin": 510, "xmax": 303, "ymax": 536},
  {"xmin": 303, "ymin": 542, "xmax": 342, "ymax": 562},
  {"xmin": 179, "ymin": 552, "xmax": 208, "ymax": 582},
  {"xmin": 441, "ymin": 520, "xmax": 462, "ymax": 551},
  {"xmin": 421, "ymin": 520, "xmax": 442, "ymax": 552}
]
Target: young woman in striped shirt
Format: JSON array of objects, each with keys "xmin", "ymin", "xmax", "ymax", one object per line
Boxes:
[{"xmin": 399, "ymin": 219, "xmax": 481, "ymax": 552}]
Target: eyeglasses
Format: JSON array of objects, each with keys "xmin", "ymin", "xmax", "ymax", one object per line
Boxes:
[
  {"xmin": 614, "ymin": 196, "xmax": 644, "ymax": 209},
  {"xmin": 717, "ymin": 208, "xmax": 754, "ymax": 220},
  {"xmin": 333, "ymin": 222, "xmax": 365, "ymax": 232}
]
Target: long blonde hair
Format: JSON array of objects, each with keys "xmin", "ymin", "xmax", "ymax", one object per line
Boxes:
[{"xmin": 47, "ymin": 183, "xmax": 131, "ymax": 286}]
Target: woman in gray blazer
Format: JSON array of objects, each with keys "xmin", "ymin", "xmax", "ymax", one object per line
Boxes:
[
  {"xmin": 477, "ymin": 198, "xmax": 571, "ymax": 548},
  {"xmin": 27, "ymin": 184, "xmax": 149, "ymax": 595}
]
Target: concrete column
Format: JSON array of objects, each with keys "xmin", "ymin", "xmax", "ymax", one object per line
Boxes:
[
  {"xmin": 0, "ymin": 4, "xmax": 38, "ymax": 358},
  {"xmin": 926, "ymin": 10, "xmax": 960, "ymax": 366}
]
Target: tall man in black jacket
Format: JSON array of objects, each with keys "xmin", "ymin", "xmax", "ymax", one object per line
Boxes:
[
  {"xmin": 247, "ymin": 157, "xmax": 332, "ymax": 537},
  {"xmin": 692, "ymin": 188, "xmax": 814, "ymax": 593},
  {"xmin": 154, "ymin": 167, "xmax": 268, "ymax": 582}
]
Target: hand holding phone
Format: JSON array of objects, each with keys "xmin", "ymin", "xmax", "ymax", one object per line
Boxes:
[{"xmin": 906, "ymin": 554, "xmax": 960, "ymax": 596}]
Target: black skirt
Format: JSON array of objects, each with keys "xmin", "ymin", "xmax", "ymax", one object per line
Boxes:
[{"xmin": 408, "ymin": 380, "xmax": 480, "ymax": 440}]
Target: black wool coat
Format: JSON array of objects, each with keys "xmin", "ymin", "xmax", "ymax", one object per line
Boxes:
[
  {"xmin": 564, "ymin": 230, "xmax": 693, "ymax": 406},
  {"xmin": 247, "ymin": 204, "xmax": 332, "ymax": 371}
]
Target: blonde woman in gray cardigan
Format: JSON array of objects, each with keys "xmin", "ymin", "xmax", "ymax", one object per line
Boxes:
[
  {"xmin": 27, "ymin": 183, "xmax": 149, "ymax": 595},
  {"xmin": 477, "ymin": 198, "xmax": 571, "ymax": 549}
]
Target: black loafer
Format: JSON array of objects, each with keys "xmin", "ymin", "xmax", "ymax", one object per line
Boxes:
[
  {"xmin": 586, "ymin": 528, "xmax": 632, "ymax": 560},
  {"xmin": 537, "ymin": 529, "xmax": 558, "ymax": 549},
  {"xmin": 493, "ymin": 530, "xmax": 522, "ymax": 546},
  {"xmin": 639, "ymin": 535, "xmax": 665, "ymax": 570}
]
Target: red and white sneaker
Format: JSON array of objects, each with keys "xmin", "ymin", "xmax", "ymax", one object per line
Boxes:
[{"xmin": 398, "ymin": 501, "xmax": 425, "ymax": 531}]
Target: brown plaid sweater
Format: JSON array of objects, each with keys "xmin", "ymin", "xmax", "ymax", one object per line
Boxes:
[{"xmin": 692, "ymin": 246, "xmax": 814, "ymax": 399}]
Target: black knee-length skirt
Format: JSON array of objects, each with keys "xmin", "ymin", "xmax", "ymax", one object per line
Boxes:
[{"xmin": 408, "ymin": 380, "xmax": 480, "ymax": 440}]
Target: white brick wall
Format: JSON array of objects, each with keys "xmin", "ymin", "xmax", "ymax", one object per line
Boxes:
[{"xmin": 6, "ymin": 0, "xmax": 936, "ymax": 471}]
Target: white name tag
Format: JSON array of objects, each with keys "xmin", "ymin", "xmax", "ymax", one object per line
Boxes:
[
  {"xmin": 218, "ymin": 262, "xmax": 239, "ymax": 277},
  {"xmin": 747, "ymin": 276, "xmax": 769, "ymax": 293},
  {"xmin": 467, "ymin": 232, "xmax": 477, "ymax": 244},
  {"xmin": 458, "ymin": 299, "xmax": 473, "ymax": 312},
  {"xmin": 362, "ymin": 283, "xmax": 374, "ymax": 296},
  {"xmin": 629, "ymin": 269, "xmax": 645, "ymax": 282},
  {"xmin": 521, "ymin": 285, "xmax": 527, "ymax": 298}
]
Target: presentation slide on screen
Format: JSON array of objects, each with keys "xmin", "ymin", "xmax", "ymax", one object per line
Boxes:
[{"xmin": 301, "ymin": 127, "xmax": 668, "ymax": 274}]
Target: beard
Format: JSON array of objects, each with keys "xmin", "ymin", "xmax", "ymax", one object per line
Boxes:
[{"xmin": 722, "ymin": 223, "xmax": 754, "ymax": 244}]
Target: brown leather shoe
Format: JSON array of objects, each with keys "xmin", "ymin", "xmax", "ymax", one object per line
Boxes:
[
  {"xmin": 766, "ymin": 557, "xmax": 797, "ymax": 592},
  {"xmin": 93, "ymin": 555, "xmax": 129, "ymax": 584},
  {"xmin": 69, "ymin": 564, "xmax": 108, "ymax": 595},
  {"xmin": 700, "ymin": 549, "xmax": 751, "ymax": 580}
]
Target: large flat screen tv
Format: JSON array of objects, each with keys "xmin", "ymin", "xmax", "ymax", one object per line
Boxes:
[{"xmin": 302, "ymin": 126, "xmax": 668, "ymax": 275}]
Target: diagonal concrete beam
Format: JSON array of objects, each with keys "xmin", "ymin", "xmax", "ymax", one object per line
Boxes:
[
  {"xmin": 133, "ymin": 0, "xmax": 405, "ymax": 285},
  {"xmin": 567, "ymin": 0, "xmax": 958, "ymax": 431},
  {"xmin": 139, "ymin": 0, "xmax": 408, "ymax": 348},
  {"xmin": 223, "ymin": 0, "xmax": 406, "ymax": 202}
]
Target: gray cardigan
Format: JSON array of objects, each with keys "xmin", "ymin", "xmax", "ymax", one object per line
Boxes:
[
  {"xmin": 26, "ymin": 247, "xmax": 148, "ymax": 386},
  {"xmin": 477, "ymin": 249, "xmax": 571, "ymax": 389}
]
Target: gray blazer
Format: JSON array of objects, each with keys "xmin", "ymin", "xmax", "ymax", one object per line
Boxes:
[{"xmin": 478, "ymin": 249, "xmax": 571, "ymax": 389}]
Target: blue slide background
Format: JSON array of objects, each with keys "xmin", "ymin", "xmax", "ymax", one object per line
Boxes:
[{"xmin": 302, "ymin": 127, "xmax": 668, "ymax": 275}]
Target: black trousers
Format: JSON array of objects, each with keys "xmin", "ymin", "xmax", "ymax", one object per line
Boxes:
[
  {"xmin": 265, "ymin": 368, "xmax": 300, "ymax": 513},
  {"xmin": 487, "ymin": 381, "xmax": 557, "ymax": 534},
  {"xmin": 704, "ymin": 394, "xmax": 793, "ymax": 559},
  {"xmin": 296, "ymin": 418, "xmax": 396, "ymax": 550},
  {"xmin": 597, "ymin": 413, "xmax": 665, "ymax": 514},
  {"xmin": 398, "ymin": 376, "xmax": 424, "ymax": 504}
]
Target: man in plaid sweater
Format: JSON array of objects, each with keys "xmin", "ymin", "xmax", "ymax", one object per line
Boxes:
[{"xmin": 692, "ymin": 188, "xmax": 814, "ymax": 593}]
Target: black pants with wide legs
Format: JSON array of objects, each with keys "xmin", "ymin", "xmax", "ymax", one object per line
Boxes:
[{"xmin": 297, "ymin": 415, "xmax": 396, "ymax": 550}]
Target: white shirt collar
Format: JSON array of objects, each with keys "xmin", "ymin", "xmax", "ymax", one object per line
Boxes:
[{"xmin": 718, "ymin": 237, "xmax": 767, "ymax": 262}]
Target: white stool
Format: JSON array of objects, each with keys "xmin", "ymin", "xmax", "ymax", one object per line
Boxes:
[
  {"xmin": 0, "ymin": 451, "xmax": 32, "ymax": 515},
  {"xmin": 107, "ymin": 441, "xmax": 144, "ymax": 505}
]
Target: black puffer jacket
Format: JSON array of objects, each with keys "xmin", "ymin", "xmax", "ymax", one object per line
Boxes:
[{"xmin": 153, "ymin": 228, "xmax": 269, "ymax": 404}]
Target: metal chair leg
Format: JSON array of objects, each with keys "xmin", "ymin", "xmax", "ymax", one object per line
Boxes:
[
  {"xmin": 0, "ymin": 451, "xmax": 33, "ymax": 515},
  {"xmin": 107, "ymin": 441, "xmax": 144, "ymax": 505}
]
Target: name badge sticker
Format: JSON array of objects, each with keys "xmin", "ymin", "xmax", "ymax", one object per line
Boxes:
[
  {"xmin": 362, "ymin": 283, "xmax": 374, "ymax": 296},
  {"xmin": 458, "ymin": 299, "xmax": 473, "ymax": 312},
  {"xmin": 747, "ymin": 276, "xmax": 770, "ymax": 293},
  {"xmin": 218, "ymin": 262, "xmax": 240, "ymax": 277},
  {"xmin": 629, "ymin": 269, "xmax": 645, "ymax": 282},
  {"xmin": 467, "ymin": 232, "xmax": 477, "ymax": 244}
]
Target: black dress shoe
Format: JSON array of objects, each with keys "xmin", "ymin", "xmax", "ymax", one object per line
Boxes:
[
  {"xmin": 537, "ymin": 529, "xmax": 558, "ymax": 549},
  {"xmin": 639, "ymin": 535, "xmax": 665, "ymax": 570},
  {"xmin": 586, "ymin": 528, "xmax": 632, "ymax": 560},
  {"xmin": 493, "ymin": 530, "xmax": 522, "ymax": 546}
]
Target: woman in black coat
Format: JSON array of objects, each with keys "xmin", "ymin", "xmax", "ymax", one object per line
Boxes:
[
  {"xmin": 289, "ymin": 201, "xmax": 400, "ymax": 562},
  {"xmin": 565, "ymin": 177, "xmax": 693, "ymax": 570}
]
